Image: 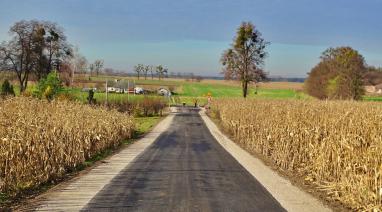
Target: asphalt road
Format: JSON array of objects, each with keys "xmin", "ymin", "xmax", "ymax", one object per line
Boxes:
[{"xmin": 82, "ymin": 107, "xmax": 285, "ymax": 212}]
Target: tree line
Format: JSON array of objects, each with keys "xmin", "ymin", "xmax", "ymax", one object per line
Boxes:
[{"xmin": 133, "ymin": 64, "xmax": 168, "ymax": 80}]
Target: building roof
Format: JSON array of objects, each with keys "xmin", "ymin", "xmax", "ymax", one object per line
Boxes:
[{"xmin": 375, "ymin": 84, "xmax": 382, "ymax": 90}]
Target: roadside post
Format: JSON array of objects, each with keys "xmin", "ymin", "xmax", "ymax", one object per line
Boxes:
[
  {"xmin": 127, "ymin": 80, "xmax": 130, "ymax": 102},
  {"xmin": 105, "ymin": 80, "xmax": 108, "ymax": 105},
  {"xmin": 167, "ymin": 90, "xmax": 171, "ymax": 108},
  {"xmin": 134, "ymin": 80, "xmax": 136, "ymax": 96},
  {"xmin": 206, "ymin": 92, "xmax": 212, "ymax": 111}
]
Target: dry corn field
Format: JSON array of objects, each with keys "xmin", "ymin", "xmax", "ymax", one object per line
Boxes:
[
  {"xmin": 0, "ymin": 97, "xmax": 134, "ymax": 197},
  {"xmin": 212, "ymin": 99, "xmax": 382, "ymax": 210}
]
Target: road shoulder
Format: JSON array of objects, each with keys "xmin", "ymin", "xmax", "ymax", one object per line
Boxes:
[{"xmin": 199, "ymin": 109, "xmax": 332, "ymax": 212}]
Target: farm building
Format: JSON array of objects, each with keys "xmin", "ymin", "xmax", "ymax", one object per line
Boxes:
[
  {"xmin": 106, "ymin": 80, "xmax": 136, "ymax": 93},
  {"xmin": 376, "ymin": 84, "xmax": 382, "ymax": 94},
  {"xmin": 365, "ymin": 84, "xmax": 382, "ymax": 94}
]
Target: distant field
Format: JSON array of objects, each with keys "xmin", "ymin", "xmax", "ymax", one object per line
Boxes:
[
  {"xmin": 363, "ymin": 95, "xmax": 382, "ymax": 101},
  {"xmin": 258, "ymin": 81, "xmax": 304, "ymax": 90},
  {"xmin": 180, "ymin": 82, "xmax": 308, "ymax": 99},
  {"xmin": 4, "ymin": 75, "xmax": 382, "ymax": 103},
  {"xmin": 71, "ymin": 75, "xmax": 310, "ymax": 102}
]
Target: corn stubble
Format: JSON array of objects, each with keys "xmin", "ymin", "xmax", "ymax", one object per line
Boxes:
[
  {"xmin": 212, "ymin": 99, "xmax": 382, "ymax": 210},
  {"xmin": 0, "ymin": 97, "xmax": 134, "ymax": 196}
]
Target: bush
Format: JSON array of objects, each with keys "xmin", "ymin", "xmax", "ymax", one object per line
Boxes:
[
  {"xmin": 0, "ymin": 80, "xmax": 15, "ymax": 97},
  {"xmin": 87, "ymin": 89, "xmax": 96, "ymax": 104},
  {"xmin": 140, "ymin": 97, "xmax": 166, "ymax": 117},
  {"xmin": 104, "ymin": 97, "xmax": 167, "ymax": 117},
  {"xmin": 33, "ymin": 71, "xmax": 63, "ymax": 100}
]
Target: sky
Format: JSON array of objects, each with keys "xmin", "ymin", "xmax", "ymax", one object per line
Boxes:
[{"xmin": 0, "ymin": 0, "xmax": 381, "ymax": 77}]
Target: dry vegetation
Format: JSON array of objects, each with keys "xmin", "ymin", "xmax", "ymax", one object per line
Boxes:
[
  {"xmin": 212, "ymin": 99, "xmax": 382, "ymax": 210},
  {"xmin": 0, "ymin": 97, "xmax": 134, "ymax": 197},
  {"xmin": 258, "ymin": 81, "xmax": 304, "ymax": 90}
]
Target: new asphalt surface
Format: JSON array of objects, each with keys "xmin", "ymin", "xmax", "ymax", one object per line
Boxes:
[{"xmin": 82, "ymin": 107, "xmax": 285, "ymax": 212}]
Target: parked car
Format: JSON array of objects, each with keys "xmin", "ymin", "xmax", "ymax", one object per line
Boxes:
[
  {"xmin": 134, "ymin": 87, "xmax": 144, "ymax": 94},
  {"xmin": 107, "ymin": 87, "xmax": 117, "ymax": 93},
  {"xmin": 157, "ymin": 88, "xmax": 170, "ymax": 96}
]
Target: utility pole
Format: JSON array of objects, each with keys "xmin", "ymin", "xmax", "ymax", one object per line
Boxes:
[
  {"xmin": 134, "ymin": 80, "xmax": 136, "ymax": 96},
  {"xmin": 127, "ymin": 80, "xmax": 130, "ymax": 101},
  {"xmin": 71, "ymin": 64, "xmax": 75, "ymax": 87},
  {"xmin": 105, "ymin": 80, "xmax": 108, "ymax": 105}
]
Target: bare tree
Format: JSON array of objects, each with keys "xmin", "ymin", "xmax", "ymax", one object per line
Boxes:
[
  {"xmin": 143, "ymin": 65, "xmax": 150, "ymax": 80},
  {"xmin": 69, "ymin": 47, "xmax": 87, "ymax": 85},
  {"xmin": 31, "ymin": 21, "xmax": 72, "ymax": 80},
  {"xmin": 0, "ymin": 20, "xmax": 72, "ymax": 92},
  {"xmin": 0, "ymin": 20, "xmax": 40, "ymax": 92},
  {"xmin": 41, "ymin": 21, "xmax": 72, "ymax": 77},
  {"xmin": 94, "ymin": 59, "xmax": 104, "ymax": 76},
  {"xmin": 150, "ymin": 65, "xmax": 154, "ymax": 79},
  {"xmin": 89, "ymin": 63, "xmax": 94, "ymax": 76},
  {"xmin": 221, "ymin": 22, "xmax": 269, "ymax": 98},
  {"xmin": 134, "ymin": 64, "xmax": 143, "ymax": 80},
  {"xmin": 156, "ymin": 65, "xmax": 167, "ymax": 80}
]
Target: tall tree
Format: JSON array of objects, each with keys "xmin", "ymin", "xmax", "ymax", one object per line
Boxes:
[
  {"xmin": 156, "ymin": 65, "xmax": 167, "ymax": 80},
  {"xmin": 31, "ymin": 21, "xmax": 72, "ymax": 80},
  {"xmin": 143, "ymin": 65, "xmax": 150, "ymax": 80},
  {"xmin": 89, "ymin": 63, "xmax": 95, "ymax": 76},
  {"xmin": 72, "ymin": 51, "xmax": 88, "ymax": 74},
  {"xmin": 0, "ymin": 20, "xmax": 40, "ymax": 92},
  {"xmin": 41, "ymin": 22, "xmax": 72, "ymax": 78},
  {"xmin": 164, "ymin": 68, "xmax": 168, "ymax": 78},
  {"xmin": 150, "ymin": 65, "xmax": 154, "ymax": 80},
  {"xmin": 305, "ymin": 47, "xmax": 366, "ymax": 100},
  {"xmin": 156, "ymin": 65, "xmax": 162, "ymax": 80},
  {"xmin": 221, "ymin": 22, "xmax": 269, "ymax": 98},
  {"xmin": 69, "ymin": 47, "xmax": 87, "ymax": 85},
  {"xmin": 134, "ymin": 64, "xmax": 143, "ymax": 80},
  {"xmin": 94, "ymin": 59, "xmax": 104, "ymax": 76},
  {"xmin": 0, "ymin": 20, "xmax": 72, "ymax": 92}
]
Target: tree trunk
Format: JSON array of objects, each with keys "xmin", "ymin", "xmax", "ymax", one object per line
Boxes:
[
  {"xmin": 242, "ymin": 81, "xmax": 248, "ymax": 98},
  {"xmin": 19, "ymin": 82, "xmax": 26, "ymax": 93}
]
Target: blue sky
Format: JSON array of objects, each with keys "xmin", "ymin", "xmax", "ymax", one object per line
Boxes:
[{"xmin": 0, "ymin": 0, "xmax": 381, "ymax": 77}]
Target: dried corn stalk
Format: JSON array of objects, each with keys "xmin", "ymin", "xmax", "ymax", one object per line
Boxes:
[
  {"xmin": 212, "ymin": 98, "xmax": 382, "ymax": 210},
  {"xmin": 0, "ymin": 97, "xmax": 134, "ymax": 196}
]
